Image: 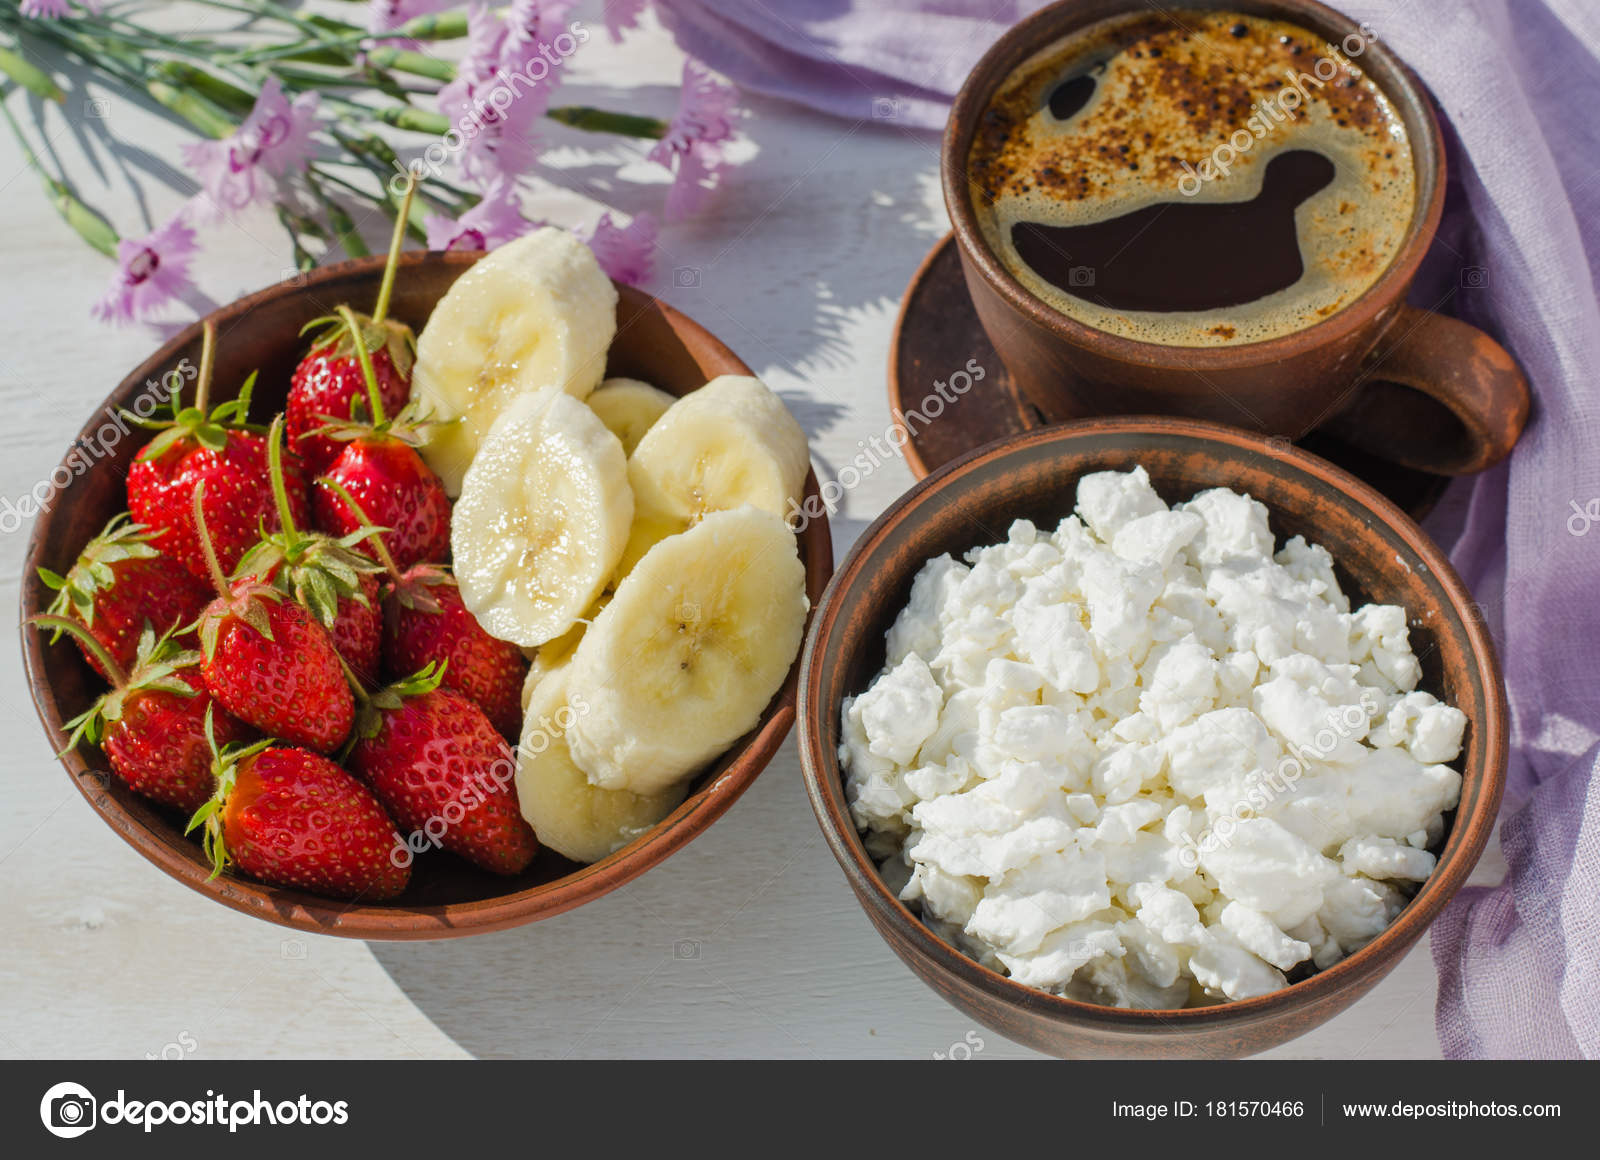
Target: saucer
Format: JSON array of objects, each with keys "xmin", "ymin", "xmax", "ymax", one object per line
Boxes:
[{"xmin": 889, "ymin": 234, "xmax": 1450, "ymax": 521}]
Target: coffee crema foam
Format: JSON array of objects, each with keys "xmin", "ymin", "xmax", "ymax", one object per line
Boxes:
[{"xmin": 967, "ymin": 11, "xmax": 1416, "ymax": 347}]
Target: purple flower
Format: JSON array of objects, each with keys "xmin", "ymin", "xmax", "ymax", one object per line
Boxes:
[
  {"xmin": 438, "ymin": 4, "xmax": 545, "ymax": 187},
  {"xmin": 182, "ymin": 77, "xmax": 319, "ymax": 219},
  {"xmin": 584, "ymin": 212, "xmax": 658, "ymax": 286},
  {"xmin": 20, "ymin": 0, "xmax": 99, "ymax": 18},
  {"xmin": 366, "ymin": 0, "xmax": 458, "ymax": 35},
  {"xmin": 602, "ymin": 0, "xmax": 649, "ymax": 42},
  {"xmin": 92, "ymin": 214, "xmax": 199, "ymax": 327},
  {"xmin": 425, "ymin": 182, "xmax": 535, "ymax": 252},
  {"xmin": 648, "ymin": 59, "xmax": 738, "ymax": 219},
  {"xmin": 502, "ymin": 0, "xmax": 582, "ymax": 77}
]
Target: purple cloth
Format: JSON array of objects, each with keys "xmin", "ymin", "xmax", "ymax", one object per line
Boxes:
[{"xmin": 656, "ymin": 0, "xmax": 1600, "ymax": 1058}]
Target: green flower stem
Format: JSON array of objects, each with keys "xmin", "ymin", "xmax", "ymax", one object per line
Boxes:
[
  {"xmin": 362, "ymin": 46, "xmax": 455, "ymax": 83},
  {"xmin": 276, "ymin": 206, "xmax": 320, "ymax": 272},
  {"xmin": 546, "ymin": 106, "xmax": 669, "ymax": 139},
  {"xmin": 367, "ymin": 103, "xmax": 452, "ymax": 136},
  {"xmin": 0, "ymin": 45, "xmax": 64, "ymax": 103},
  {"xmin": 392, "ymin": 11, "xmax": 471, "ymax": 41},
  {"xmin": 304, "ymin": 170, "xmax": 370, "ymax": 259},
  {"xmin": 150, "ymin": 61, "xmax": 257, "ymax": 116},
  {"xmin": 0, "ymin": 97, "xmax": 118, "ymax": 258},
  {"xmin": 146, "ymin": 80, "xmax": 237, "ymax": 139}
]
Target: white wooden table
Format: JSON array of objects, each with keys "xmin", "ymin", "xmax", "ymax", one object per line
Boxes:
[{"xmin": 0, "ymin": 3, "xmax": 1503, "ymax": 1060}]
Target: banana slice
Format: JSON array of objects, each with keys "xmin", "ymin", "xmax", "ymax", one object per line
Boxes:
[
  {"xmin": 413, "ymin": 228, "xmax": 618, "ymax": 494},
  {"xmin": 566, "ymin": 505, "xmax": 809, "ymax": 795},
  {"xmin": 516, "ymin": 664, "xmax": 686, "ymax": 864},
  {"xmin": 586, "ymin": 378, "xmax": 676, "ymax": 456},
  {"xmin": 619, "ymin": 375, "xmax": 809, "ymax": 575},
  {"xmin": 453, "ymin": 390, "xmax": 632, "ymax": 648},
  {"xmin": 521, "ymin": 593, "xmax": 609, "ymax": 709}
]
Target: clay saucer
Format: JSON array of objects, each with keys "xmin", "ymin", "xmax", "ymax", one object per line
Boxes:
[{"xmin": 889, "ymin": 234, "xmax": 1451, "ymax": 520}]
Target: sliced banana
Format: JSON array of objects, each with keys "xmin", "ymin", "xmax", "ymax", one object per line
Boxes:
[
  {"xmin": 620, "ymin": 375, "xmax": 810, "ymax": 576},
  {"xmin": 566, "ymin": 505, "xmax": 809, "ymax": 795},
  {"xmin": 413, "ymin": 228, "xmax": 618, "ymax": 494},
  {"xmin": 521, "ymin": 593, "xmax": 609, "ymax": 709},
  {"xmin": 453, "ymin": 390, "xmax": 632, "ymax": 648},
  {"xmin": 586, "ymin": 378, "xmax": 676, "ymax": 457},
  {"xmin": 516, "ymin": 664, "xmax": 686, "ymax": 864}
]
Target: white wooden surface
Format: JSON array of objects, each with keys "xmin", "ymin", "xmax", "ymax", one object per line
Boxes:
[{"xmin": 0, "ymin": 4, "xmax": 1504, "ymax": 1060}]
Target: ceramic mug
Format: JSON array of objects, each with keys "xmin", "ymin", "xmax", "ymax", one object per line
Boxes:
[{"xmin": 941, "ymin": 0, "xmax": 1530, "ymax": 476}]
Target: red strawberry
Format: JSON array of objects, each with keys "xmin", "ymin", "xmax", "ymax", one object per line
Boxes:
[
  {"xmin": 190, "ymin": 481, "xmax": 355, "ymax": 753},
  {"xmin": 287, "ymin": 178, "xmax": 418, "ymax": 476},
  {"xmin": 36, "ymin": 618, "xmax": 254, "ymax": 813},
  {"xmin": 314, "ymin": 435, "xmax": 451, "ymax": 572},
  {"xmin": 309, "ymin": 305, "xmax": 450, "ymax": 572},
  {"xmin": 289, "ymin": 345, "xmax": 410, "ymax": 479},
  {"xmin": 127, "ymin": 321, "xmax": 308, "ymax": 580},
  {"xmin": 348, "ymin": 668, "xmax": 538, "ymax": 876},
  {"xmin": 384, "ymin": 566, "xmax": 528, "ymax": 737},
  {"xmin": 232, "ymin": 418, "xmax": 386, "ymax": 686},
  {"xmin": 192, "ymin": 734, "xmax": 409, "ymax": 901},
  {"xmin": 38, "ymin": 513, "xmax": 211, "ymax": 681}
]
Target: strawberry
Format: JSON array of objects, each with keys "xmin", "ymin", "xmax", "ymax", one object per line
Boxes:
[
  {"xmin": 287, "ymin": 178, "xmax": 418, "ymax": 476},
  {"xmin": 191, "ymin": 725, "xmax": 409, "ymax": 901},
  {"xmin": 385, "ymin": 565, "xmax": 527, "ymax": 737},
  {"xmin": 348, "ymin": 665, "xmax": 538, "ymax": 876},
  {"xmin": 290, "ymin": 331, "xmax": 412, "ymax": 479},
  {"xmin": 327, "ymin": 488, "xmax": 527, "ymax": 736},
  {"xmin": 127, "ymin": 320, "xmax": 308, "ymax": 580},
  {"xmin": 233, "ymin": 418, "xmax": 386, "ymax": 686},
  {"xmin": 37, "ymin": 513, "xmax": 211, "ymax": 681},
  {"xmin": 36, "ymin": 618, "xmax": 254, "ymax": 813},
  {"xmin": 190, "ymin": 482, "xmax": 355, "ymax": 754},
  {"xmin": 309, "ymin": 304, "xmax": 451, "ymax": 572}
]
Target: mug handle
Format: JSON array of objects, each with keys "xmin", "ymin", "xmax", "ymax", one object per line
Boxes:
[{"xmin": 1319, "ymin": 305, "xmax": 1531, "ymax": 476}]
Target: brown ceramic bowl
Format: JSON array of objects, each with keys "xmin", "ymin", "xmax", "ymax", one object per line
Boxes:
[
  {"xmin": 798, "ymin": 417, "xmax": 1505, "ymax": 1057},
  {"xmin": 21, "ymin": 251, "xmax": 833, "ymax": 941}
]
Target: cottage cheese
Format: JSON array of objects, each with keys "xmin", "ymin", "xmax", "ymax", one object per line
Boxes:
[{"xmin": 840, "ymin": 468, "xmax": 1467, "ymax": 1008}]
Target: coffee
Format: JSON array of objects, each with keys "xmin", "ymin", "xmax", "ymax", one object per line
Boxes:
[{"xmin": 966, "ymin": 10, "xmax": 1416, "ymax": 347}]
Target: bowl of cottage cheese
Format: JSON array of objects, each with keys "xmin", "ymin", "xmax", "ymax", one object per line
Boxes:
[{"xmin": 798, "ymin": 417, "xmax": 1506, "ymax": 1058}]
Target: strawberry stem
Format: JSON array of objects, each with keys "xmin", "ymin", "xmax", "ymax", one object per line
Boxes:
[
  {"xmin": 339, "ymin": 304, "xmax": 387, "ymax": 426},
  {"xmin": 194, "ymin": 319, "xmax": 217, "ymax": 415},
  {"xmin": 265, "ymin": 415, "xmax": 298, "ymax": 539},
  {"xmin": 371, "ymin": 170, "xmax": 416, "ymax": 327},
  {"xmin": 322, "ymin": 478, "xmax": 401, "ymax": 581},
  {"xmin": 191, "ymin": 481, "xmax": 230, "ymax": 597},
  {"xmin": 30, "ymin": 614, "xmax": 127, "ymax": 688}
]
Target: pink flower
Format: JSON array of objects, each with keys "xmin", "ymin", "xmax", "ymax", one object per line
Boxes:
[
  {"xmin": 502, "ymin": 0, "xmax": 581, "ymax": 77},
  {"xmin": 438, "ymin": 5, "xmax": 545, "ymax": 188},
  {"xmin": 602, "ymin": 0, "xmax": 649, "ymax": 42},
  {"xmin": 648, "ymin": 59, "xmax": 738, "ymax": 219},
  {"xmin": 92, "ymin": 215, "xmax": 199, "ymax": 327},
  {"xmin": 425, "ymin": 182, "xmax": 535, "ymax": 252},
  {"xmin": 366, "ymin": 0, "xmax": 458, "ymax": 35},
  {"xmin": 584, "ymin": 212, "xmax": 658, "ymax": 285},
  {"xmin": 21, "ymin": 0, "xmax": 99, "ymax": 18},
  {"xmin": 182, "ymin": 77, "xmax": 320, "ymax": 218}
]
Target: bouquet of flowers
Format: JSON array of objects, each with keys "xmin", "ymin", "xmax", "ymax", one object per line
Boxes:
[{"xmin": 0, "ymin": 0, "xmax": 740, "ymax": 324}]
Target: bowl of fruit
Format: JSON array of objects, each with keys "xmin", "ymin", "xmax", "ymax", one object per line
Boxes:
[{"xmin": 21, "ymin": 203, "xmax": 832, "ymax": 939}]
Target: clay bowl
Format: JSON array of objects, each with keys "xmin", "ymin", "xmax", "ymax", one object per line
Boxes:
[
  {"xmin": 798, "ymin": 417, "xmax": 1505, "ymax": 1057},
  {"xmin": 21, "ymin": 251, "xmax": 833, "ymax": 940}
]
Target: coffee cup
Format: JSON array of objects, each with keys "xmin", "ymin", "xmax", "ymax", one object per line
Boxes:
[{"xmin": 942, "ymin": 0, "xmax": 1529, "ymax": 475}]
